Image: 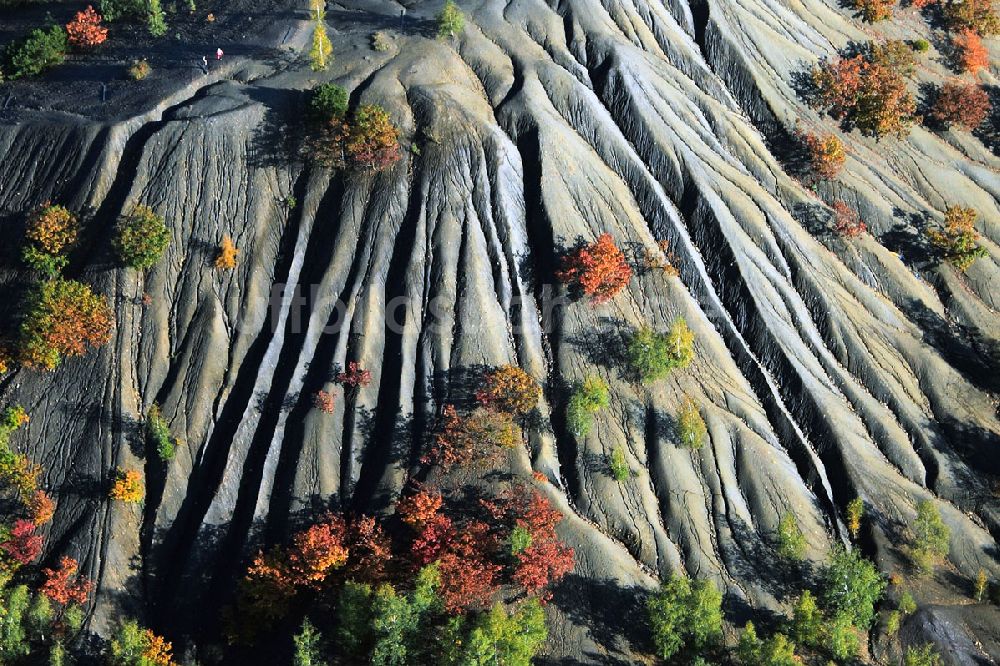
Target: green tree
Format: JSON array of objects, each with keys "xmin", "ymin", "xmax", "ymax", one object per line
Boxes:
[
  {"xmin": 646, "ymin": 575, "xmax": 723, "ymax": 661},
  {"xmin": 825, "ymin": 612, "xmax": 860, "ymax": 660},
  {"xmin": 310, "ymin": 22, "xmax": 333, "ymax": 71},
  {"xmin": 565, "ymin": 375, "xmax": 609, "ymax": 438},
  {"xmin": 777, "ymin": 513, "xmax": 806, "ymax": 561},
  {"xmin": 437, "ymin": 0, "xmax": 465, "ymax": 39},
  {"xmin": 608, "ymin": 446, "xmax": 630, "ymax": 482},
  {"xmin": 8, "ymin": 26, "xmax": 67, "ymax": 79},
  {"xmin": 676, "ymin": 397, "xmax": 707, "ymax": 449},
  {"xmin": 905, "ymin": 643, "xmax": 942, "ymax": 666},
  {"xmin": 0, "ymin": 585, "xmax": 30, "ymax": 660},
  {"xmin": 626, "ymin": 319, "xmax": 694, "ymax": 383},
  {"xmin": 443, "ymin": 600, "xmax": 547, "ymax": 666},
  {"xmin": 337, "ymin": 581, "xmax": 374, "ymax": 657},
  {"xmin": 789, "ymin": 590, "xmax": 822, "ymax": 647},
  {"xmin": 737, "ymin": 623, "xmax": 799, "ymax": 666},
  {"xmin": 846, "ymin": 497, "xmax": 864, "ymax": 539},
  {"xmin": 147, "ymin": 0, "xmax": 166, "ymax": 37},
  {"xmin": 146, "ymin": 404, "xmax": 175, "ymax": 462},
  {"xmin": 820, "ymin": 545, "xmax": 886, "ymax": 629},
  {"xmin": 909, "ymin": 499, "xmax": 950, "ymax": 575},
  {"xmin": 114, "ymin": 205, "xmax": 170, "ymax": 270},
  {"xmin": 293, "ymin": 620, "xmax": 326, "ymax": 666},
  {"xmin": 309, "ymin": 83, "xmax": 349, "ymax": 122}
]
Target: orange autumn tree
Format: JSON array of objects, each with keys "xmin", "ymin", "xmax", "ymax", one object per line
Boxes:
[
  {"xmin": 18, "ymin": 278, "xmax": 113, "ymax": 371},
  {"xmin": 802, "ymin": 132, "xmax": 847, "ymax": 179},
  {"xmin": 22, "ymin": 203, "xmax": 79, "ymax": 275},
  {"xmin": 66, "ymin": 6, "xmax": 107, "ymax": 49},
  {"xmin": 345, "ymin": 104, "xmax": 401, "ymax": 171},
  {"xmin": 422, "ymin": 405, "xmax": 521, "ymax": 468},
  {"xmin": 556, "ymin": 233, "xmax": 632, "ymax": 304},
  {"xmin": 944, "ymin": 0, "xmax": 1000, "ymax": 35},
  {"xmin": 853, "ymin": 0, "xmax": 893, "ymax": 22},
  {"xmin": 812, "ymin": 49, "xmax": 917, "ymax": 138},
  {"xmin": 476, "ymin": 365, "xmax": 542, "ymax": 416},
  {"xmin": 216, "ymin": 236, "xmax": 238, "ymax": 269},
  {"xmin": 932, "ymin": 80, "xmax": 991, "ymax": 129},
  {"xmin": 927, "ymin": 205, "xmax": 988, "ymax": 270},
  {"xmin": 41, "ymin": 555, "xmax": 93, "ymax": 606},
  {"xmin": 952, "ymin": 29, "xmax": 989, "ymax": 73},
  {"xmin": 109, "ymin": 468, "xmax": 144, "ymax": 503}
]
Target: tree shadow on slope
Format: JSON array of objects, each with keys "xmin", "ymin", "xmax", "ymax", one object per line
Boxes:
[
  {"xmin": 974, "ymin": 85, "xmax": 1000, "ymax": 156},
  {"xmin": 246, "ymin": 87, "xmax": 307, "ymax": 170},
  {"xmin": 324, "ymin": 9, "xmax": 438, "ymax": 38},
  {"xmin": 427, "ymin": 364, "xmax": 489, "ymax": 411},
  {"xmin": 566, "ymin": 317, "xmax": 630, "ymax": 373},
  {"xmin": 547, "ymin": 574, "xmax": 654, "ymax": 663},
  {"xmin": 898, "ymin": 297, "xmax": 1000, "ymax": 395},
  {"xmin": 880, "ymin": 208, "xmax": 936, "ymax": 268},
  {"xmin": 725, "ymin": 518, "xmax": 817, "ymax": 605}
]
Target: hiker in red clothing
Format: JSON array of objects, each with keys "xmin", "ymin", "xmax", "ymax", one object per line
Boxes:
[{"xmin": 216, "ymin": 48, "xmax": 224, "ymax": 60}]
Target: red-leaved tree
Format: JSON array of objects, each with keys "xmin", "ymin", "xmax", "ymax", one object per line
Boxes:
[
  {"xmin": 556, "ymin": 233, "xmax": 632, "ymax": 304},
  {"xmin": 336, "ymin": 361, "xmax": 372, "ymax": 390},
  {"xmin": 1, "ymin": 519, "xmax": 43, "ymax": 565},
  {"xmin": 831, "ymin": 200, "xmax": 866, "ymax": 238},
  {"xmin": 932, "ymin": 80, "xmax": 992, "ymax": 129},
  {"xmin": 66, "ymin": 6, "xmax": 108, "ymax": 49}
]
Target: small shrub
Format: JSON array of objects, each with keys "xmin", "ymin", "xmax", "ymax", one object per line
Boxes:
[
  {"xmin": 646, "ymin": 575, "xmax": 723, "ymax": 661},
  {"xmin": 820, "ymin": 545, "xmax": 886, "ymax": 629},
  {"xmin": 952, "ymin": 29, "xmax": 989, "ymax": 74},
  {"xmin": 908, "ymin": 499, "xmax": 950, "ymax": 575},
  {"xmin": 66, "ymin": 6, "xmax": 108, "ymax": 49},
  {"xmin": 852, "ymin": 0, "xmax": 893, "ymax": 22},
  {"xmin": 846, "ymin": 497, "xmax": 864, "ymax": 539},
  {"xmin": 292, "ymin": 619, "xmax": 324, "ymax": 666},
  {"xmin": 626, "ymin": 318, "xmax": 695, "ymax": 383},
  {"xmin": 565, "ymin": 376, "xmax": 609, "ymax": 438},
  {"xmin": 146, "ymin": 404, "xmax": 176, "ymax": 462},
  {"xmin": 109, "ymin": 620, "xmax": 175, "ymax": 666},
  {"xmin": 372, "ymin": 31, "xmax": 392, "ymax": 52},
  {"xmin": 776, "ymin": 513, "xmax": 806, "ymax": 560},
  {"xmin": 7, "ymin": 26, "xmax": 67, "ymax": 79},
  {"xmin": 790, "ymin": 590, "xmax": 823, "ymax": 647},
  {"xmin": 109, "ymin": 468, "xmax": 144, "ymax": 503},
  {"xmin": 99, "ymin": 0, "xmax": 145, "ymax": 21},
  {"xmin": 832, "ymin": 200, "xmax": 866, "ymax": 237},
  {"xmin": 114, "ymin": 205, "xmax": 170, "ymax": 269},
  {"xmin": 18, "ymin": 279, "xmax": 114, "ymax": 371},
  {"xmin": 886, "ymin": 609, "xmax": 902, "ymax": 635},
  {"xmin": 912, "ymin": 38, "xmax": 930, "ymax": 53},
  {"xmin": 905, "ymin": 643, "xmax": 942, "ymax": 666},
  {"xmin": 826, "ymin": 612, "xmax": 861, "ymax": 660},
  {"xmin": 975, "ymin": 569, "xmax": 988, "ymax": 601},
  {"xmin": 931, "ymin": 81, "xmax": 991, "ymax": 130},
  {"xmin": 423, "ymin": 405, "xmax": 521, "ymax": 468},
  {"xmin": 215, "ymin": 236, "xmax": 239, "ymax": 269},
  {"xmin": 802, "ymin": 132, "xmax": 846, "ymax": 179},
  {"xmin": 927, "ymin": 205, "xmax": 987, "ymax": 271},
  {"xmin": 22, "ymin": 204, "xmax": 78, "ymax": 275},
  {"xmin": 676, "ymin": 397, "xmax": 707, "ymax": 449},
  {"xmin": 899, "ymin": 589, "xmax": 917, "ymax": 615},
  {"xmin": 556, "ymin": 233, "xmax": 632, "ymax": 304},
  {"xmin": 345, "ymin": 105, "xmax": 401, "ymax": 171},
  {"xmin": 147, "ymin": 0, "xmax": 167, "ymax": 37},
  {"xmin": 643, "ymin": 239, "xmax": 680, "ymax": 277},
  {"xmin": 313, "ymin": 390, "xmax": 335, "ymax": 414},
  {"xmin": 128, "ymin": 59, "xmax": 150, "ymax": 80},
  {"xmin": 337, "ymin": 361, "xmax": 373, "ymax": 390},
  {"xmin": 437, "ymin": 0, "xmax": 465, "ymax": 39},
  {"xmin": 608, "ymin": 446, "xmax": 629, "ymax": 482},
  {"xmin": 872, "ymin": 40, "xmax": 917, "ymax": 76},
  {"xmin": 944, "ymin": 0, "xmax": 1000, "ymax": 35},
  {"xmin": 29, "ymin": 489, "xmax": 55, "ymax": 525},
  {"xmin": 310, "ymin": 22, "xmax": 333, "ymax": 71},
  {"xmin": 476, "ymin": 365, "xmax": 540, "ymax": 416},
  {"xmin": 308, "ymin": 83, "xmax": 348, "ymax": 122}
]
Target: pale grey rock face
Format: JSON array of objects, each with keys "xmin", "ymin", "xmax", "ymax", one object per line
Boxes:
[{"xmin": 0, "ymin": 0, "xmax": 997, "ymax": 662}]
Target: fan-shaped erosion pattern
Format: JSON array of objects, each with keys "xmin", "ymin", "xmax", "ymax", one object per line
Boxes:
[{"xmin": 0, "ymin": 0, "xmax": 998, "ymax": 663}]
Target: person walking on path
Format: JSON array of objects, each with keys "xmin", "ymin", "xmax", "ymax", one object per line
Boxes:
[
  {"xmin": 216, "ymin": 48, "xmax": 224, "ymax": 60},
  {"xmin": 201, "ymin": 55, "xmax": 209, "ymax": 74}
]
